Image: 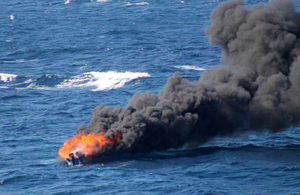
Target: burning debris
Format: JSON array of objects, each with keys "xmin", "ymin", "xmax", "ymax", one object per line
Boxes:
[{"xmin": 59, "ymin": 0, "xmax": 300, "ymax": 163}]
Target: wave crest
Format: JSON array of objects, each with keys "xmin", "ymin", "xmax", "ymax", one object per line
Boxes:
[
  {"xmin": 57, "ymin": 71, "xmax": 150, "ymax": 91},
  {"xmin": 0, "ymin": 73, "xmax": 18, "ymax": 83}
]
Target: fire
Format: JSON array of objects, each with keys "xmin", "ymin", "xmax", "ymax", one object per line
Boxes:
[{"xmin": 58, "ymin": 131, "xmax": 122, "ymax": 160}]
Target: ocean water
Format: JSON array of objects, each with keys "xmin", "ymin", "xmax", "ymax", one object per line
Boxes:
[{"xmin": 1, "ymin": 0, "xmax": 300, "ymax": 194}]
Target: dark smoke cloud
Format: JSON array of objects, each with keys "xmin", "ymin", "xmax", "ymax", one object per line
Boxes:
[{"xmin": 76, "ymin": 0, "xmax": 300, "ymax": 155}]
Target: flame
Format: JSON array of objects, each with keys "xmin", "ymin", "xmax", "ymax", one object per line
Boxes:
[{"xmin": 58, "ymin": 131, "xmax": 122, "ymax": 160}]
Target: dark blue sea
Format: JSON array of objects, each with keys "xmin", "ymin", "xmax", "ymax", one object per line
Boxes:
[{"xmin": 1, "ymin": 0, "xmax": 300, "ymax": 194}]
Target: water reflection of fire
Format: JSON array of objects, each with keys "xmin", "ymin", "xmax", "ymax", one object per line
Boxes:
[{"xmin": 58, "ymin": 131, "xmax": 122, "ymax": 160}]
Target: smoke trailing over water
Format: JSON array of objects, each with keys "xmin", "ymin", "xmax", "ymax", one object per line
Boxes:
[{"xmin": 76, "ymin": 0, "xmax": 300, "ymax": 155}]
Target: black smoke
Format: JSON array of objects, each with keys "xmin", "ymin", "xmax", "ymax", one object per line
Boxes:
[{"xmin": 76, "ymin": 0, "xmax": 300, "ymax": 155}]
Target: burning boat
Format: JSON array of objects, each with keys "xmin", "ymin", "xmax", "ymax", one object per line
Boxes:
[
  {"xmin": 65, "ymin": 152, "xmax": 86, "ymax": 166},
  {"xmin": 58, "ymin": 131, "xmax": 122, "ymax": 166}
]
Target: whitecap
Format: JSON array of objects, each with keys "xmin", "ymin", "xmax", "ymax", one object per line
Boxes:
[
  {"xmin": 0, "ymin": 73, "xmax": 18, "ymax": 83},
  {"xmin": 96, "ymin": 0, "xmax": 111, "ymax": 2},
  {"xmin": 39, "ymin": 159, "xmax": 57, "ymax": 165},
  {"xmin": 5, "ymin": 39, "xmax": 13, "ymax": 43},
  {"xmin": 56, "ymin": 71, "xmax": 150, "ymax": 91},
  {"xmin": 126, "ymin": 2, "xmax": 149, "ymax": 6},
  {"xmin": 23, "ymin": 79, "xmax": 34, "ymax": 84},
  {"xmin": 24, "ymin": 83, "xmax": 53, "ymax": 90},
  {"xmin": 174, "ymin": 65, "xmax": 205, "ymax": 71},
  {"xmin": 21, "ymin": 74, "xmax": 63, "ymax": 90},
  {"xmin": 3, "ymin": 59, "xmax": 43, "ymax": 64},
  {"xmin": 65, "ymin": 0, "xmax": 110, "ymax": 4}
]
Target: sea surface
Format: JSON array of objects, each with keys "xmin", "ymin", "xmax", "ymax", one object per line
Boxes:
[{"xmin": 1, "ymin": 0, "xmax": 300, "ymax": 194}]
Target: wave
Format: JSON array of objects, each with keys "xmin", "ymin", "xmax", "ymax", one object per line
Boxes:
[
  {"xmin": 95, "ymin": 0, "xmax": 111, "ymax": 2},
  {"xmin": 126, "ymin": 2, "xmax": 149, "ymax": 6},
  {"xmin": 0, "ymin": 73, "xmax": 18, "ymax": 83},
  {"xmin": 57, "ymin": 71, "xmax": 150, "ymax": 91},
  {"xmin": 1, "ymin": 71, "xmax": 150, "ymax": 91},
  {"xmin": 174, "ymin": 65, "xmax": 205, "ymax": 71},
  {"xmin": 65, "ymin": 0, "xmax": 110, "ymax": 4},
  {"xmin": 1, "ymin": 59, "xmax": 42, "ymax": 64}
]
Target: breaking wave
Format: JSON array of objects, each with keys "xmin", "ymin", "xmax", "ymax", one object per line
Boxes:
[
  {"xmin": 126, "ymin": 2, "xmax": 149, "ymax": 6},
  {"xmin": 174, "ymin": 65, "xmax": 206, "ymax": 71},
  {"xmin": 65, "ymin": 0, "xmax": 111, "ymax": 4},
  {"xmin": 0, "ymin": 73, "xmax": 18, "ymax": 83},
  {"xmin": 57, "ymin": 71, "xmax": 150, "ymax": 91},
  {"xmin": 1, "ymin": 71, "xmax": 150, "ymax": 91}
]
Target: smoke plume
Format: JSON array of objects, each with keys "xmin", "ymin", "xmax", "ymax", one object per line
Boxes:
[{"xmin": 76, "ymin": 0, "xmax": 300, "ymax": 155}]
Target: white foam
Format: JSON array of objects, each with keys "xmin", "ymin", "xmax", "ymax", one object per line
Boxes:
[
  {"xmin": 39, "ymin": 159, "xmax": 57, "ymax": 165},
  {"xmin": 65, "ymin": 0, "xmax": 110, "ymax": 4},
  {"xmin": 23, "ymin": 79, "xmax": 34, "ymax": 84},
  {"xmin": 25, "ymin": 83, "xmax": 53, "ymax": 90},
  {"xmin": 22, "ymin": 75, "xmax": 62, "ymax": 90},
  {"xmin": 10, "ymin": 15, "xmax": 15, "ymax": 20},
  {"xmin": 174, "ymin": 65, "xmax": 205, "ymax": 71},
  {"xmin": 2, "ymin": 59, "xmax": 40, "ymax": 63},
  {"xmin": 96, "ymin": 0, "xmax": 111, "ymax": 2},
  {"xmin": 0, "ymin": 73, "xmax": 18, "ymax": 83},
  {"xmin": 5, "ymin": 39, "xmax": 13, "ymax": 43},
  {"xmin": 57, "ymin": 71, "xmax": 150, "ymax": 91},
  {"xmin": 126, "ymin": 2, "xmax": 149, "ymax": 6}
]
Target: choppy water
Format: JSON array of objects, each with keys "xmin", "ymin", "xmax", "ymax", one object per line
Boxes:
[{"xmin": 1, "ymin": 0, "xmax": 300, "ymax": 194}]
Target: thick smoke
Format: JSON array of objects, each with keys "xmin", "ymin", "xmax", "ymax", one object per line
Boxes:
[{"xmin": 76, "ymin": 0, "xmax": 300, "ymax": 155}]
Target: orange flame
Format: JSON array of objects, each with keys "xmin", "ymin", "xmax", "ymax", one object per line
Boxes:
[{"xmin": 58, "ymin": 131, "xmax": 122, "ymax": 160}]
